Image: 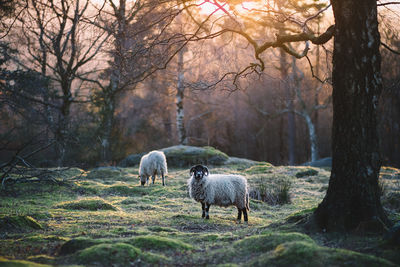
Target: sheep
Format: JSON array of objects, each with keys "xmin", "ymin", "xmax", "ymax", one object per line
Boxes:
[
  {"xmin": 187, "ymin": 164, "xmax": 250, "ymax": 223},
  {"xmin": 139, "ymin": 150, "xmax": 168, "ymax": 186}
]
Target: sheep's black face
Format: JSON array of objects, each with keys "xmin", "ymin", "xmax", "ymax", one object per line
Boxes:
[
  {"xmin": 190, "ymin": 165, "xmax": 209, "ymax": 180},
  {"xmin": 139, "ymin": 175, "xmax": 147, "ymax": 186}
]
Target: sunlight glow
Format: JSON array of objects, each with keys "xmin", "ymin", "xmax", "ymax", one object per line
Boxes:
[
  {"xmin": 197, "ymin": 0, "xmax": 262, "ymax": 16},
  {"xmin": 198, "ymin": 1, "xmax": 225, "ymax": 15}
]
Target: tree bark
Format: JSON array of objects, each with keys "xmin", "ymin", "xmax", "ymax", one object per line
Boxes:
[{"xmin": 315, "ymin": 0, "xmax": 390, "ymax": 231}]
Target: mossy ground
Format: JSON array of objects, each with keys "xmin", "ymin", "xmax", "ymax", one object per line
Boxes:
[{"xmin": 0, "ymin": 164, "xmax": 399, "ymax": 266}]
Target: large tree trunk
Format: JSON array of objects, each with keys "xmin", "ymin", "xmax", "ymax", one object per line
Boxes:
[{"xmin": 315, "ymin": 0, "xmax": 390, "ymax": 231}]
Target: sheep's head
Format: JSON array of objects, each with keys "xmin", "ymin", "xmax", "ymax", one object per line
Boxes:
[
  {"xmin": 139, "ymin": 175, "xmax": 146, "ymax": 186},
  {"xmin": 190, "ymin": 165, "xmax": 209, "ymax": 180}
]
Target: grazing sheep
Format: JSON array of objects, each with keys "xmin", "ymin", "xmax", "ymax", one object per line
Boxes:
[
  {"xmin": 139, "ymin": 151, "xmax": 168, "ymax": 186},
  {"xmin": 188, "ymin": 164, "xmax": 250, "ymax": 222}
]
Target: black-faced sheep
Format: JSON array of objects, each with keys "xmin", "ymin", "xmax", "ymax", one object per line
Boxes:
[
  {"xmin": 139, "ymin": 151, "xmax": 168, "ymax": 186},
  {"xmin": 187, "ymin": 164, "xmax": 250, "ymax": 222}
]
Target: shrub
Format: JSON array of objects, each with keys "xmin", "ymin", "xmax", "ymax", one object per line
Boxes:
[{"xmin": 249, "ymin": 175, "xmax": 292, "ymax": 205}]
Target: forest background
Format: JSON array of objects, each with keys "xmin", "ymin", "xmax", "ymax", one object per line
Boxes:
[{"xmin": 0, "ymin": 0, "xmax": 399, "ymax": 169}]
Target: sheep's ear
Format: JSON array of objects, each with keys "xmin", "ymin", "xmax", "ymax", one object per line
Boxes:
[
  {"xmin": 190, "ymin": 166, "xmax": 196, "ymax": 176},
  {"xmin": 203, "ymin": 166, "xmax": 209, "ymax": 176}
]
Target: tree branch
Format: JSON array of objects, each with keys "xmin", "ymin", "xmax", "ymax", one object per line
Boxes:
[{"xmin": 381, "ymin": 41, "xmax": 400, "ymax": 55}]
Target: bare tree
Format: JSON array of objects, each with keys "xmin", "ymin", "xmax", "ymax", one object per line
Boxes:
[
  {"xmin": 87, "ymin": 0, "xmax": 186, "ymax": 162},
  {"xmin": 12, "ymin": 0, "xmax": 110, "ymax": 166}
]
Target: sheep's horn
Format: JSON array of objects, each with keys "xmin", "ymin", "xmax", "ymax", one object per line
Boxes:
[
  {"xmin": 190, "ymin": 166, "xmax": 196, "ymax": 176},
  {"xmin": 203, "ymin": 166, "xmax": 209, "ymax": 176}
]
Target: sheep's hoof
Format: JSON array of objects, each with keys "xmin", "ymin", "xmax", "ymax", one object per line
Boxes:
[
  {"xmin": 205, "ymin": 216, "xmax": 209, "ymax": 220},
  {"xmin": 202, "ymin": 214, "xmax": 205, "ymax": 218},
  {"xmin": 244, "ymin": 221, "xmax": 249, "ymax": 226},
  {"xmin": 236, "ymin": 219, "xmax": 242, "ymax": 224}
]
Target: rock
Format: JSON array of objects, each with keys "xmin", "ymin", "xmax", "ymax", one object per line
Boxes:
[
  {"xmin": 224, "ymin": 157, "xmax": 259, "ymax": 167},
  {"xmin": 119, "ymin": 145, "xmax": 229, "ymax": 168}
]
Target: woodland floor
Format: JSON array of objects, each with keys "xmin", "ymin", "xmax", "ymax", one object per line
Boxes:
[{"xmin": 0, "ymin": 162, "xmax": 399, "ymax": 266}]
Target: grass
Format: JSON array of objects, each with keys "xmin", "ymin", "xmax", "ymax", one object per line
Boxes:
[{"xmin": 0, "ymin": 163, "xmax": 399, "ymax": 266}]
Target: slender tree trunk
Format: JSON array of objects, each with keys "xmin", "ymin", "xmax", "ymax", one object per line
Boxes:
[
  {"xmin": 313, "ymin": 18, "xmax": 321, "ymax": 130},
  {"xmin": 303, "ymin": 112, "xmax": 318, "ymax": 162},
  {"xmin": 176, "ymin": 48, "xmax": 187, "ymax": 145},
  {"xmin": 99, "ymin": 0, "xmax": 127, "ymax": 163},
  {"xmin": 292, "ymin": 58, "xmax": 319, "ymax": 162},
  {"xmin": 315, "ymin": 0, "xmax": 390, "ymax": 231},
  {"xmin": 56, "ymin": 93, "xmax": 71, "ymax": 167},
  {"xmin": 280, "ymin": 48, "xmax": 296, "ymax": 165},
  {"xmin": 100, "ymin": 92, "xmax": 115, "ymax": 163}
]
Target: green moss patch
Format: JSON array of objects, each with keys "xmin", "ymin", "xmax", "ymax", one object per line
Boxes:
[
  {"xmin": 249, "ymin": 241, "xmax": 396, "ymax": 267},
  {"xmin": 244, "ymin": 163, "xmax": 274, "ymax": 174},
  {"xmin": 295, "ymin": 168, "xmax": 319, "ymax": 178},
  {"xmin": 76, "ymin": 243, "xmax": 168, "ymax": 266},
  {"xmin": 76, "ymin": 243, "xmax": 141, "ymax": 266},
  {"xmin": 59, "ymin": 237, "xmax": 102, "ymax": 255},
  {"xmin": 234, "ymin": 232, "xmax": 315, "ymax": 253},
  {"xmin": 0, "ymin": 215, "xmax": 42, "ymax": 232},
  {"xmin": 55, "ymin": 198, "xmax": 117, "ymax": 211},
  {"xmin": 27, "ymin": 255, "xmax": 56, "ymax": 265},
  {"xmin": 127, "ymin": 235, "xmax": 193, "ymax": 250},
  {"xmin": 0, "ymin": 257, "xmax": 51, "ymax": 266}
]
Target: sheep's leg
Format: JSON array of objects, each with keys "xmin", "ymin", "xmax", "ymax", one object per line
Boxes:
[
  {"xmin": 151, "ymin": 175, "xmax": 155, "ymax": 185},
  {"xmin": 201, "ymin": 202, "xmax": 205, "ymax": 218},
  {"xmin": 205, "ymin": 203, "xmax": 210, "ymax": 219},
  {"xmin": 237, "ymin": 207, "xmax": 242, "ymax": 222},
  {"xmin": 161, "ymin": 171, "xmax": 165, "ymax": 186},
  {"xmin": 146, "ymin": 176, "xmax": 149, "ymax": 186},
  {"xmin": 242, "ymin": 208, "xmax": 248, "ymax": 223}
]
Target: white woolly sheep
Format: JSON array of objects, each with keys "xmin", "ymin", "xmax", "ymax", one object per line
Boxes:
[
  {"xmin": 188, "ymin": 164, "xmax": 250, "ymax": 222},
  {"xmin": 139, "ymin": 150, "xmax": 168, "ymax": 186}
]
